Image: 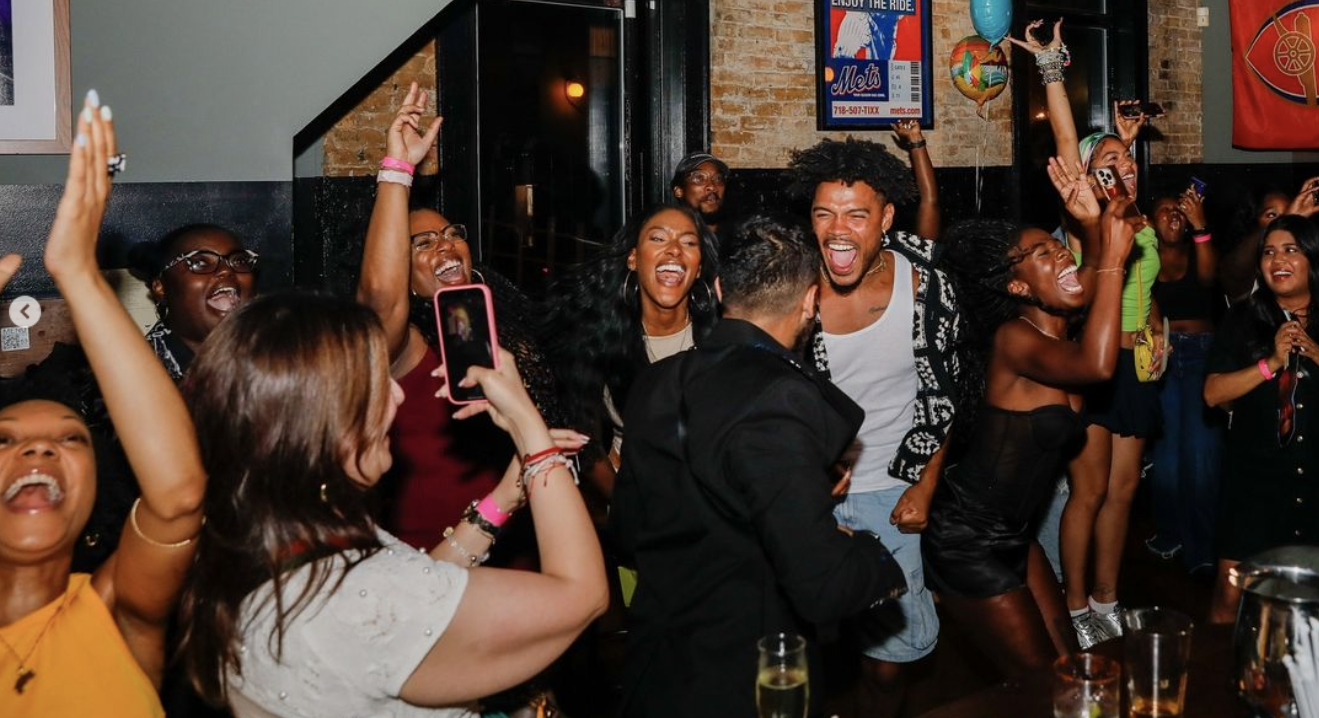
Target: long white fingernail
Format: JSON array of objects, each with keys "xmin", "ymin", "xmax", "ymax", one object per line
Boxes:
[
  {"xmin": 75, "ymin": 132, "xmax": 87, "ymax": 147},
  {"xmin": 86, "ymin": 89, "xmax": 100, "ymax": 107},
  {"xmin": 81, "ymin": 107, "xmax": 93, "ymax": 123},
  {"xmin": 100, "ymin": 105, "xmax": 113, "ymax": 121}
]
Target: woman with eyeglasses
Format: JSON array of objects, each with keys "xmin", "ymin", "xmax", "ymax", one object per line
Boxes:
[
  {"xmin": 1203, "ymin": 214, "xmax": 1319, "ymax": 623},
  {"xmin": 358, "ymin": 84, "xmax": 569, "ymax": 556},
  {"xmin": 128, "ymin": 224, "xmax": 259, "ymax": 381}
]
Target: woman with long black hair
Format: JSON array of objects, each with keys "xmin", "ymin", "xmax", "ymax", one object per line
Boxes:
[
  {"xmin": 1204, "ymin": 214, "xmax": 1319, "ymax": 623},
  {"xmin": 543, "ymin": 204, "xmax": 719, "ymax": 499}
]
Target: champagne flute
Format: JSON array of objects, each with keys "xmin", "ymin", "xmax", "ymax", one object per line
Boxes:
[{"xmin": 757, "ymin": 633, "xmax": 808, "ymax": 718}]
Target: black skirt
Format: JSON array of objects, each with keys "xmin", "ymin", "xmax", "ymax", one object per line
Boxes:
[{"xmin": 1083, "ymin": 348, "xmax": 1162, "ymax": 438}]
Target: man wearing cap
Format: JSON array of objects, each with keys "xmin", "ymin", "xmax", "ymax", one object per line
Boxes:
[{"xmin": 670, "ymin": 152, "xmax": 729, "ymax": 232}]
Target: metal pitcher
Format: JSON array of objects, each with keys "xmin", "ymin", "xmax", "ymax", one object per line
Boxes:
[{"xmin": 1232, "ymin": 546, "xmax": 1319, "ymax": 718}]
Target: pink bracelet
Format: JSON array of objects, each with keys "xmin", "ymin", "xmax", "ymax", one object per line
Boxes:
[
  {"xmin": 380, "ymin": 157, "xmax": 415, "ymax": 175},
  {"xmin": 1259, "ymin": 358, "xmax": 1276, "ymax": 381},
  {"xmin": 1193, "ymin": 232, "xmax": 1212, "ymax": 244},
  {"xmin": 475, "ymin": 495, "xmax": 511, "ymax": 528}
]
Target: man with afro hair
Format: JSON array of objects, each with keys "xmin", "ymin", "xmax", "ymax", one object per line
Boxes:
[{"xmin": 789, "ymin": 136, "xmax": 960, "ymax": 717}]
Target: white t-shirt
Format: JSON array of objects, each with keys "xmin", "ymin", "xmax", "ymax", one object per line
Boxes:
[
  {"xmin": 226, "ymin": 528, "xmax": 473, "ymax": 718},
  {"xmin": 822, "ymin": 252, "xmax": 918, "ymax": 494}
]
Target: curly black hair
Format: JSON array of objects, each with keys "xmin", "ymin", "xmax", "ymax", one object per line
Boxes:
[
  {"xmin": 787, "ymin": 136, "xmax": 918, "ymax": 205},
  {"xmin": 542, "ymin": 205, "xmax": 719, "ymax": 451}
]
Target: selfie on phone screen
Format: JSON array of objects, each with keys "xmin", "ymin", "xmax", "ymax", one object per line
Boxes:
[{"xmin": 435, "ymin": 284, "xmax": 499, "ymax": 404}]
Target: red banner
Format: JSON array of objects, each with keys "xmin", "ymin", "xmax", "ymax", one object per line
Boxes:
[{"xmin": 1232, "ymin": 1, "xmax": 1319, "ymax": 149}]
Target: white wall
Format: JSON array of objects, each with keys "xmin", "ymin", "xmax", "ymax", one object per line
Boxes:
[{"xmin": 0, "ymin": 0, "xmax": 452, "ymax": 183}]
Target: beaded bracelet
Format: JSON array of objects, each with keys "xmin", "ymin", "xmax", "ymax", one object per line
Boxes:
[
  {"xmin": 518, "ymin": 453, "xmax": 578, "ymax": 499},
  {"xmin": 442, "ymin": 526, "xmax": 490, "ymax": 567},
  {"xmin": 1035, "ymin": 45, "xmax": 1070, "ymax": 85}
]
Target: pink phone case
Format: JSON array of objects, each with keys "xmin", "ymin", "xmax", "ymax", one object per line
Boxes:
[{"xmin": 433, "ymin": 283, "xmax": 500, "ymax": 406}]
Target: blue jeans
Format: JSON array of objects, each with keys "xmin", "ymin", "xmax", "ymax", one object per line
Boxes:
[
  {"xmin": 834, "ymin": 487, "xmax": 939, "ymax": 662},
  {"xmin": 1035, "ymin": 476, "xmax": 1069, "ymax": 581},
  {"xmin": 1150, "ymin": 332, "xmax": 1223, "ymax": 569}
]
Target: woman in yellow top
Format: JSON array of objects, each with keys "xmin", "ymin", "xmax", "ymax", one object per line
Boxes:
[
  {"xmin": 1011, "ymin": 20, "xmax": 1166, "ymax": 649},
  {"xmin": 0, "ymin": 91, "xmax": 204, "ymax": 716}
]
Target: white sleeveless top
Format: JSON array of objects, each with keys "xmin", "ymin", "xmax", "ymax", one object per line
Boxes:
[{"xmin": 822, "ymin": 251, "xmax": 918, "ymax": 493}]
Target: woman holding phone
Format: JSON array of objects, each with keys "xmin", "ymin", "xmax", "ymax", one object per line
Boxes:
[
  {"xmin": 1203, "ymin": 215, "xmax": 1319, "ymax": 623},
  {"xmin": 0, "ymin": 92, "xmax": 205, "ymax": 716},
  {"xmin": 1010, "ymin": 19, "xmax": 1165, "ymax": 647},
  {"xmin": 357, "ymin": 84, "xmax": 570, "ymax": 554}
]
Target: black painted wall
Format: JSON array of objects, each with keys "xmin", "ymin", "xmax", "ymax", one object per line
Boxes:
[{"xmin": 0, "ymin": 182, "xmax": 293, "ymax": 299}]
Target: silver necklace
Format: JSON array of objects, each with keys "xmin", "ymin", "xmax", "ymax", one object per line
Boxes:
[{"xmin": 1018, "ymin": 315, "xmax": 1061, "ymax": 340}]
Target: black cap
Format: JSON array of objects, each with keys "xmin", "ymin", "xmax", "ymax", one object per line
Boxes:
[{"xmin": 670, "ymin": 152, "xmax": 730, "ymax": 189}]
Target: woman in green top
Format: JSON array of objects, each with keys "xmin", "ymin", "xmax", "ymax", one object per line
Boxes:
[{"xmin": 1012, "ymin": 20, "xmax": 1166, "ymax": 649}]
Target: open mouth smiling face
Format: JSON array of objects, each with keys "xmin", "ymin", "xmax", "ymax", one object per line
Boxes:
[
  {"xmin": 811, "ymin": 180, "xmax": 894, "ymax": 288},
  {"xmin": 628, "ymin": 208, "xmax": 703, "ymax": 312},
  {"xmin": 1009, "ymin": 230, "xmax": 1085, "ymax": 311},
  {"xmin": 409, "ymin": 209, "xmax": 473, "ymax": 296},
  {"xmin": 1262, "ymin": 229, "xmax": 1311, "ymax": 298},
  {"xmin": 0, "ymin": 401, "xmax": 96, "ymax": 559}
]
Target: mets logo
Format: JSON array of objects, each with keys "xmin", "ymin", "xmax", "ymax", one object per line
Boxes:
[{"xmin": 1247, "ymin": 1, "xmax": 1319, "ymax": 105}]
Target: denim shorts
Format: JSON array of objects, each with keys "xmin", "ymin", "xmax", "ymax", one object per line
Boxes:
[{"xmin": 833, "ymin": 486, "xmax": 940, "ymax": 662}]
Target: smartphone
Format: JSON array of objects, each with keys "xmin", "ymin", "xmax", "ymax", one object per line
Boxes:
[
  {"xmin": 1189, "ymin": 176, "xmax": 1208, "ymax": 198},
  {"xmin": 1091, "ymin": 166, "xmax": 1143, "ymax": 219},
  {"xmin": 434, "ymin": 284, "xmax": 500, "ymax": 405},
  {"xmin": 1118, "ymin": 101, "xmax": 1166, "ymax": 119}
]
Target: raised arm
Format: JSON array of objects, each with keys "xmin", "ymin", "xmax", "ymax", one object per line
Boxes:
[
  {"xmin": 357, "ymin": 82, "xmax": 442, "ymax": 365},
  {"xmin": 1004, "ymin": 198, "xmax": 1140, "ymax": 385},
  {"xmin": 43, "ymin": 94, "xmax": 206, "ymax": 675},
  {"xmin": 1179, "ymin": 188, "xmax": 1218, "ymax": 286},
  {"xmin": 399, "ymin": 349, "xmax": 608, "ymax": 705},
  {"xmin": 894, "ymin": 119, "xmax": 940, "ymax": 240},
  {"xmin": 1046, "ymin": 155, "xmax": 1102, "ymax": 296},
  {"xmin": 1010, "ymin": 20, "xmax": 1081, "ymax": 169}
]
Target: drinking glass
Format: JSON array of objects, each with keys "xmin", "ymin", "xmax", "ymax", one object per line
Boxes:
[
  {"xmin": 1123, "ymin": 607, "xmax": 1195, "ymax": 717},
  {"xmin": 756, "ymin": 633, "xmax": 808, "ymax": 718},
  {"xmin": 1053, "ymin": 652, "xmax": 1121, "ymax": 718}
]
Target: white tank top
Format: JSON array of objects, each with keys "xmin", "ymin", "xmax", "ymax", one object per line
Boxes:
[{"xmin": 822, "ymin": 251, "xmax": 917, "ymax": 493}]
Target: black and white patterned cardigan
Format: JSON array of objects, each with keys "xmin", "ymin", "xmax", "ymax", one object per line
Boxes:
[{"xmin": 809, "ymin": 230, "xmax": 960, "ymax": 485}]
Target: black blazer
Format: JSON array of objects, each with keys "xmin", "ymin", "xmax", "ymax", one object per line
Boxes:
[{"xmin": 611, "ymin": 318, "xmax": 907, "ymax": 718}]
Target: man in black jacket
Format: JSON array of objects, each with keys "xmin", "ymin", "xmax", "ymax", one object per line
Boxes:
[{"xmin": 611, "ymin": 214, "xmax": 907, "ymax": 718}]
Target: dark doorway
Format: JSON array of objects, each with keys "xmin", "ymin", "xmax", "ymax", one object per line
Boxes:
[
  {"xmin": 441, "ymin": 0, "xmax": 625, "ymax": 297},
  {"xmin": 1012, "ymin": 0, "xmax": 1148, "ymax": 228}
]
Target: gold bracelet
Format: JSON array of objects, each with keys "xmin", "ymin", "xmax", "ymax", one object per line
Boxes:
[{"xmin": 129, "ymin": 498, "xmax": 198, "ymax": 549}]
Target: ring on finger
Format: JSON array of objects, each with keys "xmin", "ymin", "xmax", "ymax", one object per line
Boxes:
[{"xmin": 107, "ymin": 153, "xmax": 127, "ymax": 177}]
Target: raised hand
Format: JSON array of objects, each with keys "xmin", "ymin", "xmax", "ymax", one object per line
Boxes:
[
  {"xmin": 45, "ymin": 92, "xmax": 116, "ymax": 279},
  {"xmin": 386, "ymin": 81, "xmax": 443, "ymax": 168},
  {"xmin": 0, "ymin": 254, "xmax": 19, "ymax": 295},
  {"xmin": 1047, "ymin": 156, "xmax": 1101, "ymax": 225},
  {"xmin": 893, "ymin": 119, "xmax": 924, "ymax": 147},
  {"xmin": 1099, "ymin": 196, "xmax": 1142, "ymax": 268},
  {"xmin": 1114, "ymin": 100, "xmax": 1148, "ymax": 148},
  {"xmin": 1288, "ymin": 177, "xmax": 1319, "ymax": 218},
  {"xmin": 435, "ymin": 349, "xmax": 551, "ymax": 454},
  {"xmin": 1178, "ymin": 186, "xmax": 1207, "ymax": 230},
  {"xmin": 1007, "ymin": 18, "xmax": 1063, "ymax": 54}
]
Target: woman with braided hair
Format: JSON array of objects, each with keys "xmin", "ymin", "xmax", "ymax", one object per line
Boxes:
[{"xmin": 922, "ymin": 164, "xmax": 1139, "ymax": 676}]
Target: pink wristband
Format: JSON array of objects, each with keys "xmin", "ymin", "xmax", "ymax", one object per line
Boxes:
[
  {"xmin": 1259, "ymin": 358, "xmax": 1276, "ymax": 381},
  {"xmin": 475, "ymin": 495, "xmax": 511, "ymax": 528},
  {"xmin": 1193, "ymin": 232, "xmax": 1212, "ymax": 244},
  {"xmin": 380, "ymin": 157, "xmax": 415, "ymax": 175}
]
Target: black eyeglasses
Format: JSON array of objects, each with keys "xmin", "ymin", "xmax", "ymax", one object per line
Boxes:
[
  {"xmin": 162, "ymin": 249, "xmax": 260, "ymax": 275},
  {"xmin": 411, "ymin": 224, "xmax": 468, "ymax": 252}
]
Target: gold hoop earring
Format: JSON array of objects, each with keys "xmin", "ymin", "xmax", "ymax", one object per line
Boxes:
[{"xmin": 620, "ymin": 270, "xmax": 639, "ymax": 306}]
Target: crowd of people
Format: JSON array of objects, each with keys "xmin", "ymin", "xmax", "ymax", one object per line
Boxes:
[{"xmin": 1, "ymin": 18, "xmax": 1317, "ymax": 718}]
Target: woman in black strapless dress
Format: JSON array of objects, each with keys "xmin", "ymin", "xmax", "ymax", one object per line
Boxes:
[{"xmin": 925, "ymin": 166, "xmax": 1140, "ymax": 676}]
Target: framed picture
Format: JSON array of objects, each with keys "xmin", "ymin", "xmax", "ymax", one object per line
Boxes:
[
  {"xmin": 0, "ymin": 0, "xmax": 71, "ymax": 153},
  {"xmin": 816, "ymin": 0, "xmax": 933, "ymax": 129}
]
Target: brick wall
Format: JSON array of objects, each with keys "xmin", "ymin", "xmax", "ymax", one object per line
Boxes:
[
  {"xmin": 322, "ymin": 41, "xmax": 439, "ymax": 177},
  {"xmin": 1147, "ymin": 0, "xmax": 1203, "ymax": 164},
  {"xmin": 709, "ymin": 0, "xmax": 1206, "ymax": 169},
  {"xmin": 710, "ymin": 0, "xmax": 1015, "ymax": 169}
]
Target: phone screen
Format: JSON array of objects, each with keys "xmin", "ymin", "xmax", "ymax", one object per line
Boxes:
[{"xmin": 434, "ymin": 284, "xmax": 499, "ymax": 404}]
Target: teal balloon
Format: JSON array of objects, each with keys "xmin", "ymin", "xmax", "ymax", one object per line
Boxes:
[{"xmin": 970, "ymin": 0, "xmax": 1012, "ymax": 45}]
